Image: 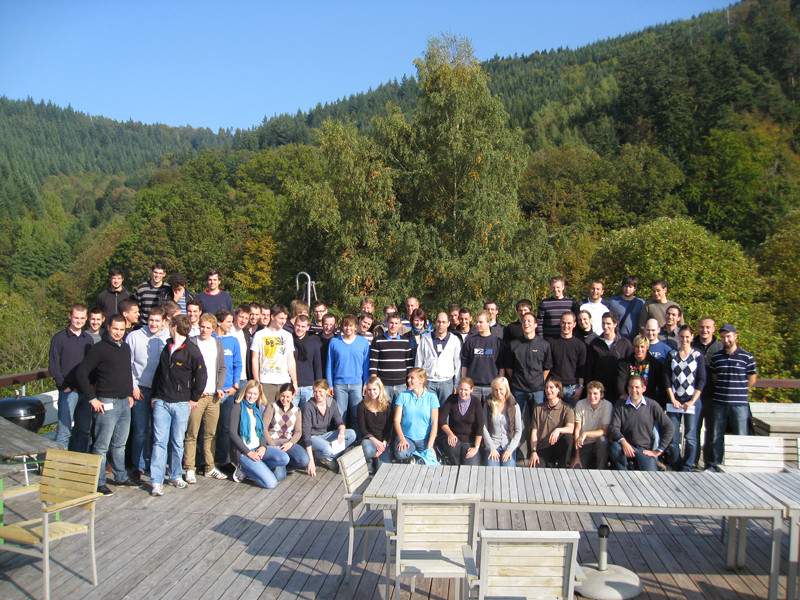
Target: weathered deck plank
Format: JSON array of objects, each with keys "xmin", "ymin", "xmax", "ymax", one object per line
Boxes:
[{"xmin": 0, "ymin": 466, "xmax": 795, "ymax": 600}]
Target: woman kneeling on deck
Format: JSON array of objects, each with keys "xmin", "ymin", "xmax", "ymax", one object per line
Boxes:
[
  {"xmin": 262, "ymin": 382, "xmax": 310, "ymax": 473},
  {"xmin": 302, "ymin": 379, "xmax": 356, "ymax": 476},
  {"xmin": 229, "ymin": 380, "xmax": 290, "ymax": 488}
]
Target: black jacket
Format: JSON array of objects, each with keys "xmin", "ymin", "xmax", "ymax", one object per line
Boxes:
[{"xmin": 152, "ymin": 338, "xmax": 207, "ymax": 403}]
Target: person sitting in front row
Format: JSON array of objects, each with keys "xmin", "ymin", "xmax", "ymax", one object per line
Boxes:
[
  {"xmin": 302, "ymin": 379, "xmax": 356, "ymax": 476},
  {"xmin": 571, "ymin": 380, "xmax": 613, "ymax": 469},
  {"xmin": 609, "ymin": 375, "xmax": 675, "ymax": 472},
  {"xmin": 393, "ymin": 368, "xmax": 439, "ymax": 462},
  {"xmin": 229, "ymin": 380, "xmax": 290, "ymax": 489},
  {"xmin": 262, "ymin": 382, "xmax": 310, "ymax": 474},
  {"xmin": 358, "ymin": 376, "xmax": 394, "ymax": 472},
  {"xmin": 438, "ymin": 377, "xmax": 484, "ymax": 466},
  {"xmin": 529, "ymin": 375, "xmax": 575, "ymax": 468},
  {"xmin": 482, "ymin": 377, "xmax": 522, "ymax": 467}
]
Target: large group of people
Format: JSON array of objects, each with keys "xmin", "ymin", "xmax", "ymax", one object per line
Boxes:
[{"xmin": 48, "ymin": 264, "xmax": 758, "ymax": 496}]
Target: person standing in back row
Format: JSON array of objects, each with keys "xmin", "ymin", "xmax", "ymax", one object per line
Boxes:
[{"xmin": 707, "ymin": 324, "xmax": 757, "ymax": 472}]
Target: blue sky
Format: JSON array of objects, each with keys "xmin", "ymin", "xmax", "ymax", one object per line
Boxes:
[{"xmin": 1, "ymin": 1, "xmax": 733, "ymax": 131}]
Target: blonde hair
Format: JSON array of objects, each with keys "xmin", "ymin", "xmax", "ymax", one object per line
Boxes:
[
  {"xmin": 235, "ymin": 380, "xmax": 267, "ymax": 406},
  {"xmin": 488, "ymin": 376, "xmax": 512, "ymax": 417},
  {"xmin": 364, "ymin": 376, "xmax": 390, "ymax": 413}
]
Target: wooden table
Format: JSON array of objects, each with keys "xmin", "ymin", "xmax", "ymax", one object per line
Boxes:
[
  {"xmin": 744, "ymin": 472, "xmax": 800, "ymax": 600},
  {"xmin": 364, "ymin": 464, "xmax": 786, "ymax": 600},
  {"xmin": 0, "ymin": 416, "xmax": 63, "ymax": 458}
]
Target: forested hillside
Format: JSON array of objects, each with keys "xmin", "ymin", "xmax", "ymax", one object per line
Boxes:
[{"xmin": 1, "ymin": 0, "xmax": 799, "ymax": 397}]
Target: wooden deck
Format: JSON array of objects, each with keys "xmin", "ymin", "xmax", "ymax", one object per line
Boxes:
[{"xmin": 0, "ymin": 465, "xmax": 793, "ymax": 600}]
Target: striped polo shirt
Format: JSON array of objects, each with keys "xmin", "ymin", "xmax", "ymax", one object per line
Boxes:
[{"xmin": 709, "ymin": 347, "xmax": 756, "ymax": 405}]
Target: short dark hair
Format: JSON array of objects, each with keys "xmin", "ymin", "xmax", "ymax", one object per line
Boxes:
[
  {"xmin": 515, "ymin": 299, "xmax": 533, "ymax": 312},
  {"xmin": 207, "ymin": 269, "xmax": 221, "ymax": 278},
  {"xmin": 119, "ymin": 299, "xmax": 139, "ymax": 315},
  {"xmin": 602, "ymin": 311, "xmax": 619, "ymax": 324},
  {"xmin": 666, "ymin": 305, "xmax": 683, "ymax": 318},
  {"xmin": 71, "ymin": 303, "xmax": 88, "ymax": 314},
  {"xmin": 187, "ymin": 299, "xmax": 203, "ymax": 312},
  {"xmin": 151, "ymin": 261, "xmax": 166, "ymax": 271},
  {"xmin": 149, "ymin": 306, "xmax": 167, "ymax": 318},
  {"xmin": 341, "ymin": 314, "xmax": 358, "ymax": 328},
  {"xmin": 271, "ymin": 304, "xmax": 288, "ymax": 318},
  {"xmin": 621, "ymin": 274, "xmax": 638, "ymax": 288},
  {"xmin": 295, "ymin": 314, "xmax": 310, "ymax": 324},
  {"xmin": 459, "ymin": 307, "xmax": 472, "ymax": 316},
  {"xmin": 171, "ymin": 314, "xmax": 191, "ymax": 336},
  {"xmin": 678, "ymin": 324, "xmax": 693, "ymax": 336},
  {"xmin": 236, "ymin": 304, "xmax": 251, "ymax": 315},
  {"xmin": 89, "ymin": 306, "xmax": 104, "ymax": 317},
  {"xmin": 448, "ymin": 303, "xmax": 461, "ymax": 313},
  {"xmin": 651, "ymin": 278, "xmax": 668, "ymax": 289},
  {"xmin": 168, "ymin": 273, "xmax": 187, "ymax": 288},
  {"xmin": 108, "ymin": 314, "xmax": 126, "ymax": 327},
  {"xmin": 215, "ymin": 309, "xmax": 233, "ymax": 322},
  {"xmin": 108, "ymin": 265, "xmax": 124, "ymax": 277}
]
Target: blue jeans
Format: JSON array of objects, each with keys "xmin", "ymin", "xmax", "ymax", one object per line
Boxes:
[
  {"xmin": 150, "ymin": 400, "xmax": 191, "ymax": 483},
  {"xmin": 667, "ymin": 398, "xmax": 701, "ymax": 472},
  {"xmin": 439, "ymin": 439, "xmax": 481, "ymax": 466},
  {"xmin": 334, "ymin": 383, "xmax": 363, "ymax": 436},
  {"xmin": 609, "ymin": 441, "xmax": 658, "ymax": 471},
  {"xmin": 394, "ymin": 437, "xmax": 427, "ymax": 462},
  {"xmin": 472, "ymin": 386, "xmax": 493, "ymax": 403},
  {"xmin": 296, "ymin": 386, "xmax": 313, "ymax": 409},
  {"xmin": 215, "ymin": 392, "xmax": 237, "ymax": 466},
  {"xmin": 512, "ymin": 390, "xmax": 543, "ymax": 418},
  {"xmin": 283, "ymin": 443, "xmax": 310, "ymax": 469},
  {"xmin": 239, "ymin": 446, "xmax": 289, "ymax": 488},
  {"xmin": 310, "ymin": 429, "xmax": 356, "ymax": 461},
  {"xmin": 710, "ymin": 402, "xmax": 750, "ymax": 468},
  {"xmin": 362, "ymin": 438, "xmax": 392, "ymax": 465},
  {"xmin": 91, "ymin": 397, "xmax": 131, "ymax": 486},
  {"xmin": 385, "ymin": 383, "xmax": 407, "ymax": 404},
  {"xmin": 483, "ymin": 446, "xmax": 516, "ymax": 467},
  {"xmin": 429, "ymin": 379, "xmax": 455, "ymax": 407},
  {"xmin": 131, "ymin": 386, "xmax": 153, "ymax": 472},
  {"xmin": 562, "ymin": 385, "xmax": 579, "ymax": 408},
  {"xmin": 55, "ymin": 389, "xmax": 91, "ymax": 452}
]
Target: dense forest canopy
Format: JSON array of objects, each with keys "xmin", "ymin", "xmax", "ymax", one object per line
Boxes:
[{"xmin": 1, "ymin": 0, "xmax": 799, "ymax": 399}]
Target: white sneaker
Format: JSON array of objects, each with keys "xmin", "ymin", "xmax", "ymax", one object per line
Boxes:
[
  {"xmin": 233, "ymin": 464, "xmax": 245, "ymax": 483},
  {"xmin": 150, "ymin": 483, "xmax": 164, "ymax": 497},
  {"xmin": 185, "ymin": 469, "xmax": 197, "ymax": 484},
  {"xmin": 205, "ymin": 467, "xmax": 227, "ymax": 480},
  {"xmin": 171, "ymin": 478, "xmax": 188, "ymax": 489}
]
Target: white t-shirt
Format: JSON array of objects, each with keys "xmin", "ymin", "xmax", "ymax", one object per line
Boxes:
[
  {"xmin": 196, "ymin": 337, "xmax": 218, "ymax": 394},
  {"xmin": 250, "ymin": 327, "xmax": 294, "ymax": 384}
]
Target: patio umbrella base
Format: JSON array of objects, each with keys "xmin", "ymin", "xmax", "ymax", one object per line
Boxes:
[{"xmin": 576, "ymin": 563, "xmax": 642, "ymax": 600}]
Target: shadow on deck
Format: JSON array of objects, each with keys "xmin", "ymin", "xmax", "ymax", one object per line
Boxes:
[{"xmin": 0, "ymin": 466, "xmax": 787, "ymax": 600}]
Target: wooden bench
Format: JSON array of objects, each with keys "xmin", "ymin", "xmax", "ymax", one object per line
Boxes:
[{"xmin": 721, "ymin": 435, "xmax": 798, "ymax": 472}]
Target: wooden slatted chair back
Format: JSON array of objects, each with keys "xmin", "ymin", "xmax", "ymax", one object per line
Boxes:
[
  {"xmin": 338, "ymin": 446, "xmax": 371, "ymax": 497},
  {"xmin": 40, "ymin": 448, "xmax": 103, "ymax": 508},
  {"xmin": 396, "ymin": 493, "xmax": 481, "ymax": 556},
  {"xmin": 478, "ymin": 530, "xmax": 579, "ymax": 600},
  {"xmin": 722, "ymin": 435, "xmax": 786, "ymax": 472}
]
